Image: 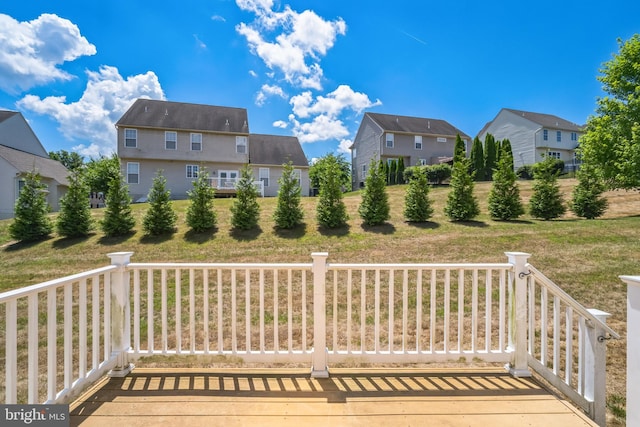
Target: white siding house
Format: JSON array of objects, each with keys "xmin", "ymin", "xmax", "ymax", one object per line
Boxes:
[{"xmin": 476, "ymin": 108, "xmax": 584, "ymax": 171}]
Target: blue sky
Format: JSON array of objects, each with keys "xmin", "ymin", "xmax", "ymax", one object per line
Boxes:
[{"xmin": 1, "ymin": 1, "xmax": 639, "ymax": 162}]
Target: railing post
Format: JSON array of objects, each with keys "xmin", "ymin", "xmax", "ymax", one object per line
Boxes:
[
  {"xmin": 582, "ymin": 309, "xmax": 610, "ymax": 427},
  {"xmin": 620, "ymin": 275, "xmax": 640, "ymax": 427},
  {"xmin": 311, "ymin": 252, "xmax": 329, "ymax": 378},
  {"xmin": 505, "ymin": 252, "xmax": 531, "ymax": 377},
  {"xmin": 107, "ymin": 252, "xmax": 134, "ymax": 377}
]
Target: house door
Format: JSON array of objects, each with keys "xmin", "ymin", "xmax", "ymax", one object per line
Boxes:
[{"xmin": 219, "ymin": 170, "xmax": 238, "ymax": 188}]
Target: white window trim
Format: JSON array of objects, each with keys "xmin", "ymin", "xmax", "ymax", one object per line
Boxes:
[
  {"xmin": 293, "ymin": 168, "xmax": 302, "ymax": 187},
  {"xmin": 190, "ymin": 133, "xmax": 202, "ymax": 151},
  {"xmin": 186, "ymin": 164, "xmax": 199, "ymax": 179},
  {"xmin": 419, "ymin": 158, "xmax": 427, "ymax": 166},
  {"xmin": 125, "ymin": 129, "xmax": 137, "ymax": 148},
  {"xmin": 236, "ymin": 136, "xmax": 247, "ymax": 154},
  {"xmin": 165, "ymin": 131, "xmax": 177, "ymax": 150},
  {"xmin": 571, "ymin": 132, "xmax": 578, "ymax": 141},
  {"xmin": 415, "ymin": 135, "xmax": 423, "ymax": 150},
  {"xmin": 386, "ymin": 133, "xmax": 394, "ymax": 148},
  {"xmin": 127, "ymin": 162, "xmax": 139, "ymax": 184},
  {"xmin": 547, "ymin": 151, "xmax": 561, "ymax": 159},
  {"xmin": 543, "ymin": 129, "xmax": 548, "ymax": 141},
  {"xmin": 259, "ymin": 167, "xmax": 269, "ymax": 187}
]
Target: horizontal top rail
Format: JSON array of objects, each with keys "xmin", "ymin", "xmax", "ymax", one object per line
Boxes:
[
  {"xmin": 0, "ymin": 265, "xmax": 117, "ymax": 303},
  {"xmin": 127, "ymin": 262, "xmax": 313, "ymax": 270},
  {"xmin": 527, "ymin": 263, "xmax": 620, "ymax": 339},
  {"xmin": 329, "ymin": 262, "xmax": 513, "ymax": 269}
]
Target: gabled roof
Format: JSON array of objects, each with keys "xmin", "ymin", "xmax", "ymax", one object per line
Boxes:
[
  {"xmin": 0, "ymin": 144, "xmax": 69, "ymax": 186},
  {"xmin": 116, "ymin": 99, "xmax": 249, "ymax": 134},
  {"xmin": 366, "ymin": 112, "xmax": 470, "ymax": 139},
  {"xmin": 0, "ymin": 110, "xmax": 18, "ymax": 124},
  {"xmin": 478, "ymin": 108, "xmax": 584, "ymax": 137},
  {"xmin": 249, "ymin": 134, "xmax": 308, "ymax": 167}
]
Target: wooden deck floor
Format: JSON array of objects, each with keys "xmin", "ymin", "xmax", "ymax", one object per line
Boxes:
[{"xmin": 70, "ymin": 367, "xmax": 597, "ymax": 426}]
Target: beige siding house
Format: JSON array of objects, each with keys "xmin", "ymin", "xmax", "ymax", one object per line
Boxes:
[
  {"xmin": 116, "ymin": 99, "xmax": 309, "ymax": 201},
  {"xmin": 0, "ymin": 111, "xmax": 69, "ymax": 219},
  {"xmin": 476, "ymin": 108, "xmax": 584, "ymax": 171},
  {"xmin": 351, "ymin": 112, "xmax": 470, "ymax": 190}
]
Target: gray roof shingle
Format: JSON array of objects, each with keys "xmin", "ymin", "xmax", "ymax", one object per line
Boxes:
[
  {"xmin": 0, "ymin": 144, "xmax": 69, "ymax": 186},
  {"xmin": 116, "ymin": 99, "xmax": 249, "ymax": 134},
  {"xmin": 503, "ymin": 108, "xmax": 584, "ymax": 131},
  {"xmin": 366, "ymin": 112, "xmax": 470, "ymax": 139},
  {"xmin": 249, "ymin": 134, "xmax": 308, "ymax": 167}
]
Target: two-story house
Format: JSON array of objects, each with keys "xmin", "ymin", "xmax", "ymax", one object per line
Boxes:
[
  {"xmin": 0, "ymin": 110, "xmax": 69, "ymax": 219},
  {"xmin": 476, "ymin": 108, "xmax": 584, "ymax": 171},
  {"xmin": 351, "ymin": 112, "xmax": 470, "ymax": 190},
  {"xmin": 116, "ymin": 99, "xmax": 309, "ymax": 201}
]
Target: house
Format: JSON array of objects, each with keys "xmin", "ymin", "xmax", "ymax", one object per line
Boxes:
[
  {"xmin": 476, "ymin": 108, "xmax": 584, "ymax": 171},
  {"xmin": 350, "ymin": 112, "xmax": 470, "ymax": 190},
  {"xmin": 0, "ymin": 110, "xmax": 69, "ymax": 219},
  {"xmin": 116, "ymin": 99, "xmax": 309, "ymax": 201}
]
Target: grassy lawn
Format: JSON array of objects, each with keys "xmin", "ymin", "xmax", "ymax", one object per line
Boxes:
[{"xmin": 1, "ymin": 178, "xmax": 638, "ymax": 424}]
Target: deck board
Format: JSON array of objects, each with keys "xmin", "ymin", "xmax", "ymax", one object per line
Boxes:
[{"xmin": 70, "ymin": 368, "xmax": 597, "ymax": 426}]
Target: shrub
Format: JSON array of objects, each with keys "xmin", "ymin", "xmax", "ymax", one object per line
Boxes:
[
  {"xmin": 316, "ymin": 155, "xmax": 348, "ymax": 228},
  {"xmin": 444, "ymin": 157, "xmax": 480, "ymax": 221},
  {"xmin": 425, "ymin": 163, "xmax": 451, "ymax": 185},
  {"xmin": 57, "ymin": 170, "xmax": 94, "ymax": 237},
  {"xmin": 9, "ymin": 171, "xmax": 54, "ymax": 242},
  {"xmin": 143, "ymin": 170, "xmax": 177, "ymax": 236},
  {"xmin": 488, "ymin": 148, "xmax": 524, "ymax": 220},
  {"xmin": 571, "ymin": 164, "xmax": 608, "ymax": 219},
  {"xmin": 359, "ymin": 158, "xmax": 390, "ymax": 226},
  {"xmin": 101, "ymin": 174, "xmax": 135, "ymax": 237},
  {"xmin": 529, "ymin": 157, "xmax": 566, "ymax": 220},
  {"xmin": 231, "ymin": 166, "xmax": 261, "ymax": 230},
  {"xmin": 404, "ymin": 168, "xmax": 433, "ymax": 222},
  {"xmin": 516, "ymin": 165, "xmax": 534, "ymax": 180},
  {"xmin": 186, "ymin": 169, "xmax": 217, "ymax": 232},
  {"xmin": 273, "ymin": 161, "xmax": 304, "ymax": 229}
]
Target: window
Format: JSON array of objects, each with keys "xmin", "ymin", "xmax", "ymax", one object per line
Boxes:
[
  {"xmin": 165, "ymin": 131, "xmax": 177, "ymax": 150},
  {"xmin": 556, "ymin": 131, "xmax": 562, "ymax": 142},
  {"xmin": 186, "ymin": 164, "xmax": 199, "ymax": 179},
  {"xmin": 259, "ymin": 167, "xmax": 269, "ymax": 187},
  {"xmin": 191, "ymin": 133, "xmax": 202, "ymax": 151},
  {"xmin": 352, "ymin": 148, "xmax": 356, "ymax": 158},
  {"xmin": 293, "ymin": 169, "xmax": 302, "ymax": 187},
  {"xmin": 415, "ymin": 135, "xmax": 423, "ymax": 150},
  {"xmin": 16, "ymin": 179, "xmax": 25, "ymax": 198},
  {"xmin": 386, "ymin": 133, "xmax": 394, "ymax": 148},
  {"xmin": 419, "ymin": 158, "xmax": 427, "ymax": 166},
  {"xmin": 127, "ymin": 162, "xmax": 139, "ymax": 184},
  {"xmin": 361, "ymin": 164, "xmax": 367, "ymax": 179},
  {"xmin": 571, "ymin": 132, "xmax": 577, "ymax": 141},
  {"xmin": 437, "ymin": 137, "xmax": 447, "ymax": 143},
  {"xmin": 547, "ymin": 151, "xmax": 561, "ymax": 159},
  {"xmin": 236, "ymin": 136, "xmax": 247, "ymax": 154},
  {"xmin": 125, "ymin": 129, "xmax": 137, "ymax": 148},
  {"xmin": 543, "ymin": 129, "xmax": 548, "ymax": 141}
]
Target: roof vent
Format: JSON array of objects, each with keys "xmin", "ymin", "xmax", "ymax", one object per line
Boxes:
[
  {"xmin": 165, "ymin": 109, "xmax": 168, "ymax": 116},
  {"xmin": 428, "ymin": 120, "xmax": 431, "ymax": 129},
  {"xmin": 225, "ymin": 119, "xmax": 230, "ymax": 127},
  {"xmin": 144, "ymin": 106, "xmax": 148, "ymax": 112}
]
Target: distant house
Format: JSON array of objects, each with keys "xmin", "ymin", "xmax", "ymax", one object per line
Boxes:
[
  {"xmin": 476, "ymin": 108, "xmax": 584, "ymax": 171},
  {"xmin": 0, "ymin": 110, "xmax": 69, "ymax": 219},
  {"xmin": 350, "ymin": 112, "xmax": 470, "ymax": 190},
  {"xmin": 116, "ymin": 99, "xmax": 309, "ymax": 201}
]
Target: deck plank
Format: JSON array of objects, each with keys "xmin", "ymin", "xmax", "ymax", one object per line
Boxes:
[{"xmin": 70, "ymin": 368, "xmax": 597, "ymax": 427}]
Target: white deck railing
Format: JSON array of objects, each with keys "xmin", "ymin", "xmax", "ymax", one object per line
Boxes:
[
  {"xmin": 0, "ymin": 251, "xmax": 619, "ymax": 426},
  {"xmin": 208, "ymin": 178, "xmax": 264, "ymax": 197}
]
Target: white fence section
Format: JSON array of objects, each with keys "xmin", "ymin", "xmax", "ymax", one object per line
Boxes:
[
  {"xmin": 208, "ymin": 177, "xmax": 264, "ymax": 197},
  {"xmin": 0, "ymin": 251, "xmax": 619, "ymax": 426},
  {"xmin": 620, "ymin": 275, "xmax": 640, "ymax": 427}
]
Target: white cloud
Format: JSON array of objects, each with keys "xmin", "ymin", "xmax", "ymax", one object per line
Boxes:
[
  {"xmin": 255, "ymin": 83, "xmax": 287, "ymax": 106},
  {"xmin": 17, "ymin": 65, "xmax": 165, "ymax": 157},
  {"xmin": 291, "ymin": 85, "xmax": 381, "ymax": 119},
  {"xmin": 290, "ymin": 114, "xmax": 349, "ymax": 144},
  {"xmin": 211, "ymin": 15, "xmax": 226, "ymax": 22},
  {"xmin": 249, "ymin": 70, "xmax": 258, "ymax": 77},
  {"xmin": 273, "ymin": 120, "xmax": 288, "ymax": 129},
  {"xmin": 193, "ymin": 34, "xmax": 207, "ymax": 49},
  {"xmin": 0, "ymin": 13, "xmax": 96, "ymax": 93},
  {"xmin": 337, "ymin": 139, "xmax": 353, "ymax": 154}
]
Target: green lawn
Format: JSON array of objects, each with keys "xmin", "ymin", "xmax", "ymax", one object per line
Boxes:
[{"xmin": 1, "ymin": 178, "xmax": 637, "ymax": 424}]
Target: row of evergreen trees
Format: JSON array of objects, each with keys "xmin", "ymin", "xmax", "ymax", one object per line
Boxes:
[
  {"xmin": 469, "ymin": 133, "xmax": 512, "ymax": 181},
  {"xmin": 9, "ymin": 145, "xmax": 609, "ymax": 243}
]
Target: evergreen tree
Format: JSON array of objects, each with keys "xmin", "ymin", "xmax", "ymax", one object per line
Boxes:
[
  {"xmin": 142, "ymin": 170, "xmax": 177, "ymax": 235},
  {"xmin": 56, "ymin": 170, "xmax": 93, "ymax": 237},
  {"xmin": 231, "ymin": 166, "xmax": 261, "ymax": 230},
  {"xmin": 273, "ymin": 161, "xmax": 304, "ymax": 229},
  {"xmin": 316, "ymin": 155, "xmax": 348, "ymax": 228},
  {"xmin": 359, "ymin": 158, "xmax": 390, "ymax": 226},
  {"xmin": 396, "ymin": 157, "xmax": 405, "ymax": 184},
  {"xmin": 101, "ymin": 173, "xmax": 135, "ymax": 237},
  {"xmin": 501, "ymin": 139, "xmax": 514, "ymax": 170},
  {"xmin": 404, "ymin": 167, "xmax": 434, "ymax": 222},
  {"xmin": 571, "ymin": 163, "xmax": 608, "ymax": 219},
  {"xmin": 488, "ymin": 145, "xmax": 524, "ymax": 220},
  {"xmin": 382, "ymin": 161, "xmax": 389, "ymax": 185},
  {"xmin": 484, "ymin": 133, "xmax": 497, "ymax": 181},
  {"xmin": 453, "ymin": 134, "xmax": 466, "ymax": 163},
  {"xmin": 529, "ymin": 156, "xmax": 566, "ymax": 220},
  {"xmin": 470, "ymin": 136, "xmax": 485, "ymax": 180},
  {"xmin": 9, "ymin": 171, "xmax": 54, "ymax": 242},
  {"xmin": 186, "ymin": 169, "xmax": 217, "ymax": 232},
  {"xmin": 388, "ymin": 160, "xmax": 397, "ymax": 185},
  {"xmin": 444, "ymin": 157, "xmax": 480, "ymax": 221}
]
